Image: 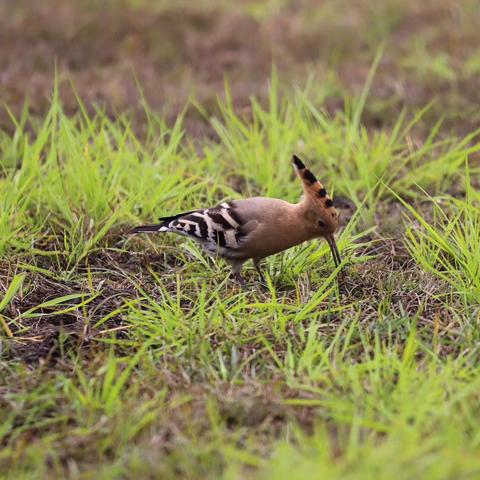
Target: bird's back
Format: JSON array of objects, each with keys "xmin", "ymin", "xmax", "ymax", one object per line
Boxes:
[
  {"xmin": 228, "ymin": 197, "xmax": 313, "ymax": 259},
  {"xmin": 143, "ymin": 196, "xmax": 308, "ymax": 261}
]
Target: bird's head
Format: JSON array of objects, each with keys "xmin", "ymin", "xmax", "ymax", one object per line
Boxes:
[{"xmin": 292, "ymin": 154, "xmax": 341, "ymax": 268}]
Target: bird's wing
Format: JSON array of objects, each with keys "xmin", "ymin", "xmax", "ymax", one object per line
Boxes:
[{"xmin": 164, "ymin": 201, "xmax": 254, "ymax": 258}]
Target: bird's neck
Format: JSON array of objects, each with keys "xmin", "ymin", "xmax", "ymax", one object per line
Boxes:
[{"xmin": 280, "ymin": 201, "xmax": 317, "ymax": 244}]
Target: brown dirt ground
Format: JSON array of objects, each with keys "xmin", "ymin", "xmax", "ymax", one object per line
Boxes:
[{"xmin": 1, "ymin": 0, "xmax": 480, "ymax": 137}]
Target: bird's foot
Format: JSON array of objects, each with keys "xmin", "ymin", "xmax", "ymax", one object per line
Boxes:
[
  {"xmin": 233, "ymin": 272, "xmax": 247, "ymax": 288},
  {"xmin": 232, "ymin": 271, "xmax": 269, "ymax": 291},
  {"xmin": 256, "ymin": 274, "xmax": 269, "ymax": 291},
  {"xmin": 257, "ymin": 271, "xmax": 266, "ymax": 285}
]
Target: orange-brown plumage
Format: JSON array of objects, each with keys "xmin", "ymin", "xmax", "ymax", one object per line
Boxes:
[{"xmin": 133, "ymin": 155, "xmax": 341, "ymax": 285}]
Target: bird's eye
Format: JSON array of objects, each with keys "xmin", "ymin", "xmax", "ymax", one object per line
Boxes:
[{"xmin": 318, "ymin": 219, "xmax": 326, "ymax": 228}]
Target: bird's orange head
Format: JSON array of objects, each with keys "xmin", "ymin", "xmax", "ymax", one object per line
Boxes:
[{"xmin": 292, "ymin": 154, "xmax": 341, "ymax": 267}]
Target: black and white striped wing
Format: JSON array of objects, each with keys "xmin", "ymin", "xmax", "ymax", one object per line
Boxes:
[{"xmin": 163, "ymin": 202, "xmax": 245, "ymax": 257}]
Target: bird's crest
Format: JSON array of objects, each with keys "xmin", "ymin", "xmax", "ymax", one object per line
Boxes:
[{"xmin": 292, "ymin": 155, "xmax": 335, "ymax": 211}]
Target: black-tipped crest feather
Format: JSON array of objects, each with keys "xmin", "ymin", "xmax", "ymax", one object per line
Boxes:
[
  {"xmin": 303, "ymin": 169, "xmax": 318, "ymax": 184},
  {"xmin": 292, "ymin": 155, "xmax": 305, "ymax": 170}
]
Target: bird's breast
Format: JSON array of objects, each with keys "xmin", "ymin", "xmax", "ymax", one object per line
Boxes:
[{"xmin": 235, "ymin": 219, "xmax": 313, "ymax": 260}]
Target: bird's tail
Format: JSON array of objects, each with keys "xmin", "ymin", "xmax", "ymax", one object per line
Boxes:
[
  {"xmin": 132, "ymin": 210, "xmax": 197, "ymax": 234},
  {"xmin": 131, "ymin": 224, "xmax": 167, "ymax": 234}
]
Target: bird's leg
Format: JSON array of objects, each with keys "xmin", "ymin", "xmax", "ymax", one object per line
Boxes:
[
  {"xmin": 228, "ymin": 260, "xmax": 247, "ymax": 287},
  {"xmin": 253, "ymin": 258, "xmax": 266, "ymax": 284}
]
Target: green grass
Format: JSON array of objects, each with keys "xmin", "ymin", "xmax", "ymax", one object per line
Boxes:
[
  {"xmin": 403, "ymin": 169, "xmax": 480, "ymax": 305},
  {"xmin": 1, "ymin": 75, "xmax": 480, "ymax": 479}
]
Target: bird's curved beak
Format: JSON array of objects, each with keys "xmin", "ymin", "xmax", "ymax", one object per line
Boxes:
[{"xmin": 326, "ymin": 235, "xmax": 341, "ymax": 269}]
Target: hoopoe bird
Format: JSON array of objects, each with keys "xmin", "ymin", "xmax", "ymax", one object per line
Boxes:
[{"xmin": 133, "ymin": 155, "xmax": 341, "ymax": 285}]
